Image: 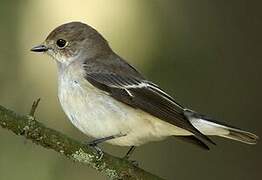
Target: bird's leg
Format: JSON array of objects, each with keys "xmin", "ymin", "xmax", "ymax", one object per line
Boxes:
[
  {"xmin": 123, "ymin": 146, "xmax": 136, "ymax": 159},
  {"xmin": 87, "ymin": 135, "xmax": 117, "ymax": 146},
  {"xmin": 123, "ymin": 146, "xmax": 139, "ymax": 166},
  {"xmin": 87, "ymin": 134, "xmax": 126, "ymax": 160}
]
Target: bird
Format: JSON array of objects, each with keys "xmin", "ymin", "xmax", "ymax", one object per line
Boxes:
[{"xmin": 31, "ymin": 21, "xmax": 258, "ymax": 158}]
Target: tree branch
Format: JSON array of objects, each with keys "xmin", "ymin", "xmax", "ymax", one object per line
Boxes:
[{"xmin": 0, "ymin": 104, "xmax": 164, "ymax": 180}]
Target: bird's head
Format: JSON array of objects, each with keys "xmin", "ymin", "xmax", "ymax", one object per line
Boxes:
[{"xmin": 31, "ymin": 22, "xmax": 111, "ymax": 66}]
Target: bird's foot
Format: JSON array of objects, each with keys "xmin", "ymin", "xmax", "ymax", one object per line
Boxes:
[
  {"xmin": 87, "ymin": 134, "xmax": 126, "ymax": 146},
  {"xmin": 86, "ymin": 142, "xmax": 104, "ymax": 160},
  {"xmin": 86, "ymin": 134, "xmax": 126, "ymax": 160},
  {"xmin": 122, "ymin": 156, "xmax": 139, "ymax": 167}
]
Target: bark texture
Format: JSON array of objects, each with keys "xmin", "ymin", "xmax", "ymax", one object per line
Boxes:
[{"xmin": 0, "ymin": 104, "xmax": 164, "ymax": 180}]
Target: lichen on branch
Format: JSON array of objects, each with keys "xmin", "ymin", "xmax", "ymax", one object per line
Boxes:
[{"xmin": 0, "ymin": 104, "xmax": 163, "ymax": 180}]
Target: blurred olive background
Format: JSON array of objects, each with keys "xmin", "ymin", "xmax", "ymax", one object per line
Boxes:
[{"xmin": 0, "ymin": 0, "xmax": 261, "ymax": 179}]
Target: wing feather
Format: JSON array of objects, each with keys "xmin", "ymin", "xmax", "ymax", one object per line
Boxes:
[{"xmin": 85, "ymin": 72, "xmax": 214, "ymax": 145}]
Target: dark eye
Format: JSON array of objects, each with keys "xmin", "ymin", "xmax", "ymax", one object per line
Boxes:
[{"xmin": 56, "ymin": 39, "xmax": 67, "ymax": 48}]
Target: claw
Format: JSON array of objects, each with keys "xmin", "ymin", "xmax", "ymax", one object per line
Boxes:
[
  {"xmin": 88, "ymin": 143, "xmax": 104, "ymax": 160},
  {"xmin": 130, "ymin": 160, "xmax": 139, "ymax": 167},
  {"xmin": 122, "ymin": 157, "xmax": 139, "ymax": 167},
  {"xmin": 85, "ymin": 134, "xmax": 127, "ymax": 160}
]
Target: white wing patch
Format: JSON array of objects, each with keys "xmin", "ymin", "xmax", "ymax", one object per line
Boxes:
[
  {"xmin": 123, "ymin": 82, "xmax": 148, "ymax": 89},
  {"xmin": 119, "ymin": 81, "xmax": 184, "ymax": 110},
  {"xmin": 124, "ymin": 89, "xmax": 133, "ymax": 97},
  {"xmin": 85, "ymin": 72, "xmax": 184, "ymax": 110}
]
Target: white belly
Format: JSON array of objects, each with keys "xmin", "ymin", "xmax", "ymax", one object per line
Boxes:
[{"xmin": 58, "ymin": 72, "xmax": 190, "ymax": 146}]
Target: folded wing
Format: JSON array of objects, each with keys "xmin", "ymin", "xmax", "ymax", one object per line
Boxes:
[{"xmin": 85, "ymin": 72, "xmax": 215, "ymax": 146}]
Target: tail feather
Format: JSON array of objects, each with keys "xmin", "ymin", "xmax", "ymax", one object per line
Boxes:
[
  {"xmin": 185, "ymin": 110, "xmax": 259, "ymax": 145},
  {"xmin": 219, "ymin": 127, "xmax": 258, "ymax": 144}
]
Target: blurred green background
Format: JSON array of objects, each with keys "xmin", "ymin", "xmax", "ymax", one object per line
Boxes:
[{"xmin": 0, "ymin": 0, "xmax": 261, "ymax": 179}]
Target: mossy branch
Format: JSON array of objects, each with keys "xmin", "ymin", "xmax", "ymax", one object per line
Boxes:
[{"xmin": 0, "ymin": 102, "xmax": 164, "ymax": 180}]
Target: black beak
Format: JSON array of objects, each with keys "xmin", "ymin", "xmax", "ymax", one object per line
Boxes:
[{"xmin": 31, "ymin": 44, "xmax": 48, "ymax": 52}]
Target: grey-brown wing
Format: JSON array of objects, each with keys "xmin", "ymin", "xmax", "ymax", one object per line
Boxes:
[{"xmin": 85, "ymin": 72, "xmax": 214, "ymax": 145}]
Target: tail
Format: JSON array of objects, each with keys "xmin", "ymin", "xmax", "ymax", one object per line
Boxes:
[
  {"xmin": 219, "ymin": 127, "xmax": 258, "ymax": 144},
  {"xmin": 184, "ymin": 110, "xmax": 259, "ymax": 144}
]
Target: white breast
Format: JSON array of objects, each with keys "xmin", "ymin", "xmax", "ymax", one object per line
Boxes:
[{"xmin": 57, "ymin": 64, "xmax": 190, "ymax": 146}]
